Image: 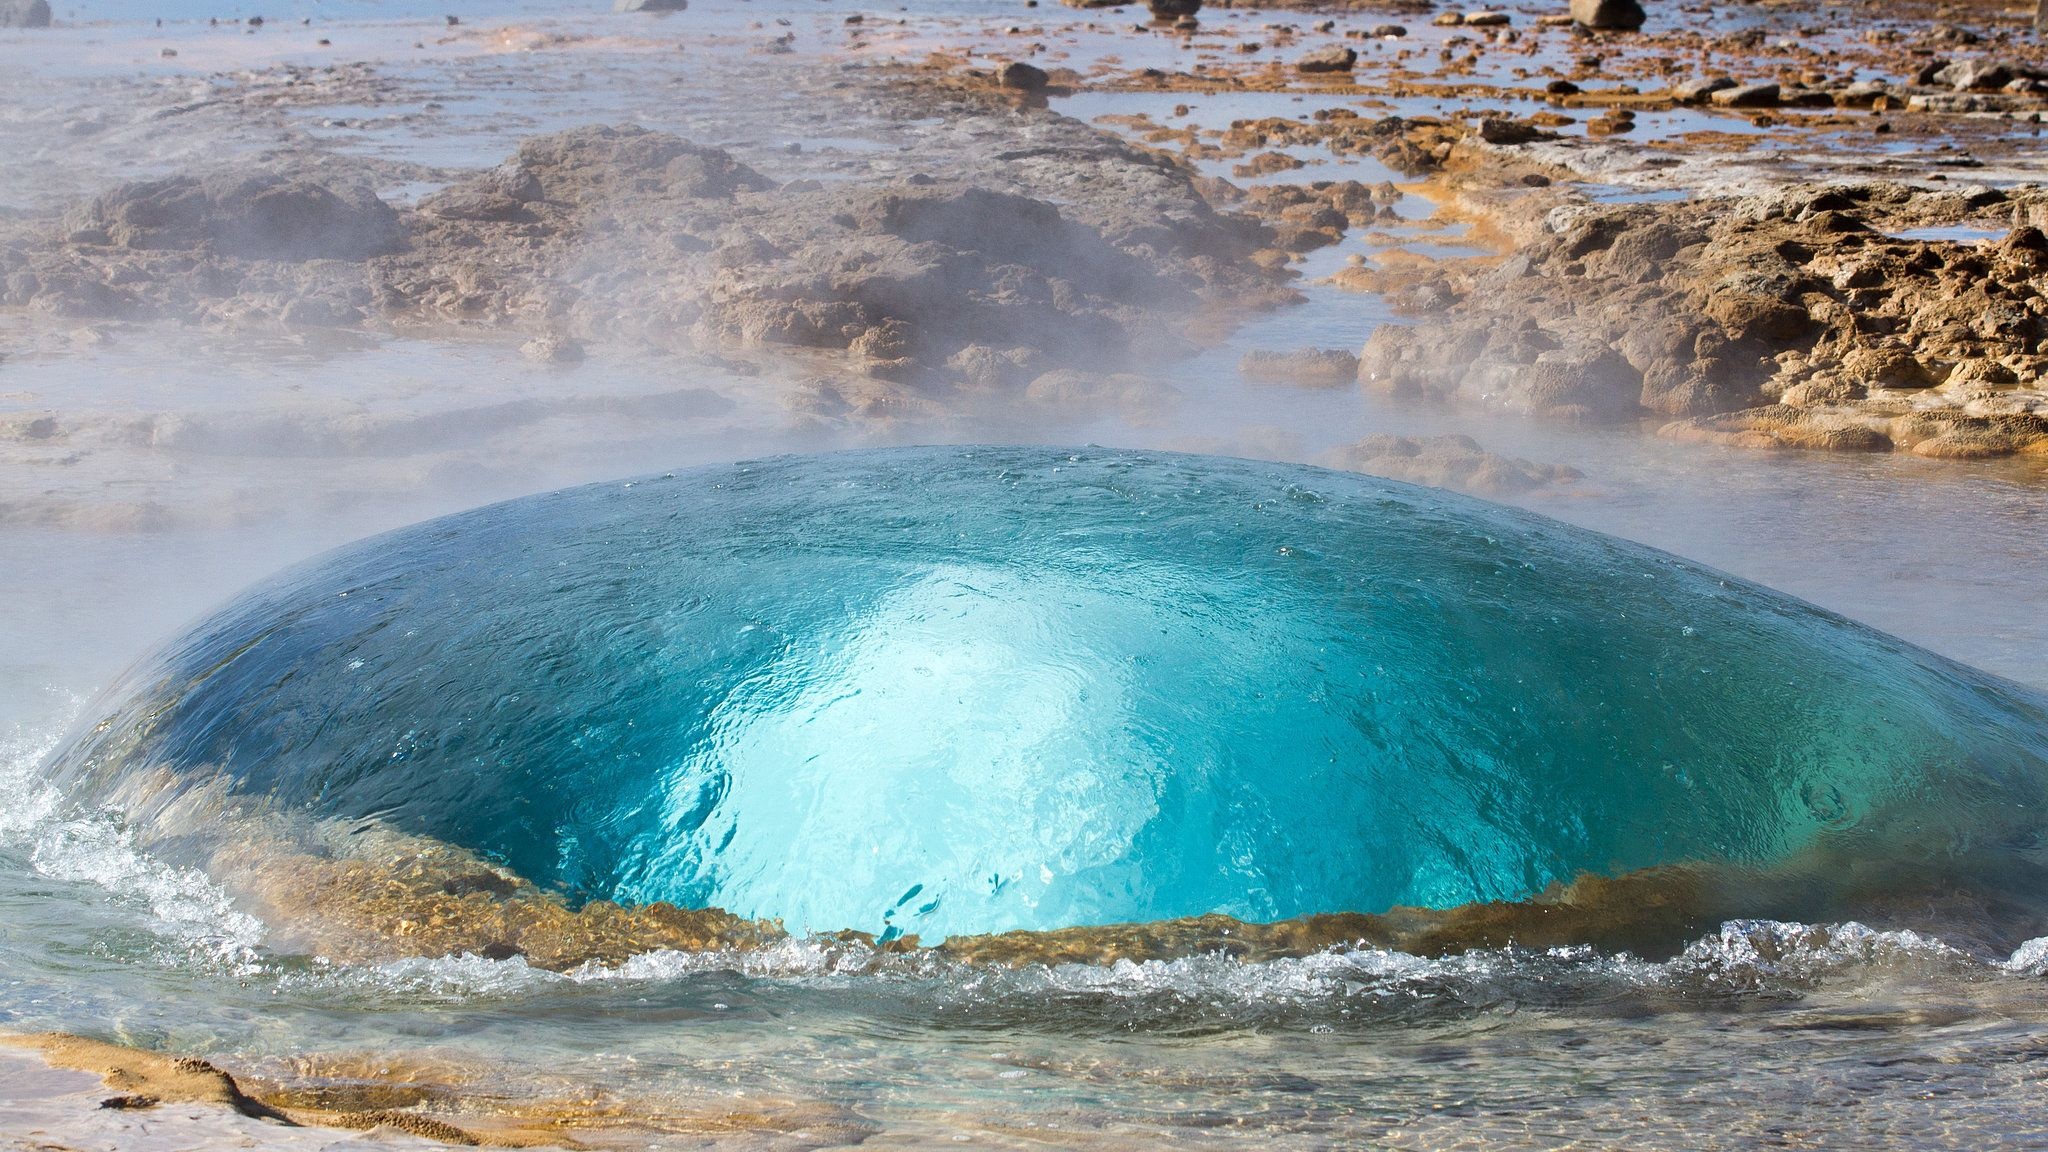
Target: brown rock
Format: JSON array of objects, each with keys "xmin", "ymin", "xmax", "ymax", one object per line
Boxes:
[
  {"xmin": 1569, "ymin": 0, "xmax": 1644, "ymax": 30},
  {"xmin": 998, "ymin": 60, "xmax": 1049, "ymax": 91},
  {"xmin": 1238, "ymin": 346, "xmax": 1360, "ymax": 385},
  {"xmin": 1295, "ymin": 45, "xmax": 1358, "ymax": 73}
]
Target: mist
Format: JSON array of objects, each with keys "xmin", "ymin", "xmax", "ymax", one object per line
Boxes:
[{"xmin": 6, "ymin": 0, "xmax": 2048, "ymax": 750}]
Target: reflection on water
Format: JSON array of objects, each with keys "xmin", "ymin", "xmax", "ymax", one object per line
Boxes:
[{"xmin": 1884, "ymin": 224, "xmax": 2007, "ymax": 244}]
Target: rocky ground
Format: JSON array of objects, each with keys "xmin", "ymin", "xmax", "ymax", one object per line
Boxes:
[
  {"xmin": 3, "ymin": 0, "xmax": 2046, "ymax": 490},
  {"xmin": 917, "ymin": 0, "xmax": 2048, "ymax": 460},
  {"xmin": 1352, "ymin": 172, "xmax": 2048, "ymax": 457},
  {"xmin": 1, "ymin": 100, "xmax": 1292, "ymax": 414}
]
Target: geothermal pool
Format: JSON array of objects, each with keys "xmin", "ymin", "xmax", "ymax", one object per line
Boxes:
[
  {"xmin": 7, "ymin": 0, "xmax": 2048, "ymax": 1148},
  {"xmin": 7, "ymin": 448, "xmax": 2048, "ymax": 1149},
  {"xmin": 44, "ymin": 447, "xmax": 2048, "ymax": 949}
]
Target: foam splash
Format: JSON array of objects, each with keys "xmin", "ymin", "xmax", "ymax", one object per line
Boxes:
[
  {"xmin": 256, "ymin": 920, "xmax": 2048, "ymax": 1028},
  {"xmin": 1, "ymin": 704, "xmax": 266, "ymax": 971}
]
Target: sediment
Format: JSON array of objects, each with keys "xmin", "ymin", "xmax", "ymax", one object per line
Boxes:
[{"xmin": 2, "ymin": 1031, "xmax": 874, "ymax": 1148}]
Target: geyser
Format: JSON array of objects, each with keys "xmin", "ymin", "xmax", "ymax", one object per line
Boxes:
[{"xmin": 46, "ymin": 447, "xmax": 2048, "ymax": 943}]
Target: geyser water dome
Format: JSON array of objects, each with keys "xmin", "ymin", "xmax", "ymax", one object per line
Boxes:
[{"xmin": 46, "ymin": 447, "xmax": 2048, "ymax": 944}]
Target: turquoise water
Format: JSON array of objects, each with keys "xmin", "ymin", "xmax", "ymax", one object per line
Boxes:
[{"xmin": 46, "ymin": 447, "xmax": 2048, "ymax": 947}]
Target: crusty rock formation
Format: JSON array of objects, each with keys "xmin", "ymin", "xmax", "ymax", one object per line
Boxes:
[
  {"xmin": 2, "ymin": 171, "xmax": 401, "ymax": 326},
  {"xmin": 1238, "ymin": 345, "xmax": 1359, "ymax": 384},
  {"xmin": 379, "ymin": 125, "xmax": 1276, "ymax": 383},
  {"xmin": 1357, "ymin": 182, "xmax": 2048, "ymax": 457},
  {"xmin": 60, "ymin": 172, "xmax": 404, "ymax": 262},
  {"xmin": 1, "ymin": 117, "xmax": 1290, "ymax": 395}
]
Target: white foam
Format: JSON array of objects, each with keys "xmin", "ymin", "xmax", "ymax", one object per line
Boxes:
[
  {"xmin": 2003, "ymin": 936, "xmax": 2048, "ymax": 977},
  {"xmin": 1665, "ymin": 919, "xmax": 1971, "ymax": 990},
  {"xmin": 570, "ymin": 936, "xmax": 894, "ymax": 983},
  {"xmin": 0, "ymin": 703, "xmax": 267, "ymax": 973},
  {"xmin": 276, "ymin": 952, "xmax": 565, "ymax": 1000}
]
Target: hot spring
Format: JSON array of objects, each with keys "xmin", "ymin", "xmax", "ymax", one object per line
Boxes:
[{"xmin": 42, "ymin": 446, "xmax": 2048, "ymax": 949}]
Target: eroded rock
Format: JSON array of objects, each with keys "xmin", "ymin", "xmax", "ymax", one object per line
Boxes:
[
  {"xmin": 1352, "ymin": 182, "xmax": 2048, "ymax": 455},
  {"xmin": 63, "ymin": 172, "xmax": 402, "ymax": 262},
  {"xmin": 1295, "ymin": 45, "xmax": 1357, "ymax": 73},
  {"xmin": 1569, "ymin": 0, "xmax": 1644, "ymax": 31},
  {"xmin": 999, "ymin": 60, "xmax": 1050, "ymax": 90},
  {"xmin": 2, "ymin": 115, "xmax": 1289, "ymax": 394},
  {"xmin": 1238, "ymin": 346, "xmax": 1359, "ymax": 384}
]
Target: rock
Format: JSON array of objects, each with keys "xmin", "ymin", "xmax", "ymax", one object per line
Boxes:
[
  {"xmin": 1508, "ymin": 346, "xmax": 1644, "ymax": 420},
  {"xmin": 1934, "ymin": 59, "xmax": 2015, "ymax": 92},
  {"xmin": 1145, "ymin": 0, "xmax": 1199, "ymax": 18},
  {"xmin": 1023, "ymin": 369, "xmax": 1176, "ymax": 422},
  {"xmin": 998, "ymin": 61, "xmax": 1049, "ymax": 91},
  {"xmin": 1709, "ymin": 81, "xmax": 1780, "ymax": 108},
  {"xmin": 1369, "ymin": 23, "xmax": 1407, "ymax": 37},
  {"xmin": 1778, "ymin": 376, "xmax": 1866, "ymax": 407},
  {"xmin": 1905, "ymin": 92, "xmax": 2024, "ymax": 113},
  {"xmin": 374, "ymin": 124, "xmax": 1285, "ymax": 381},
  {"xmin": 1662, "ymin": 406, "xmax": 1895, "ymax": 453},
  {"xmin": 421, "ymin": 187, "xmax": 529, "ymax": 222},
  {"xmin": 1233, "ymin": 151, "xmax": 1305, "ymax": 178},
  {"xmin": 1587, "ymin": 110, "xmax": 1636, "ymax": 136},
  {"xmin": 1295, "ymin": 45, "xmax": 1357, "ymax": 73},
  {"xmin": 1835, "ymin": 79, "xmax": 1889, "ymax": 106},
  {"xmin": 1569, "ymin": 0, "xmax": 1645, "ymax": 31},
  {"xmin": 1702, "ymin": 287, "xmax": 1812, "ymax": 344},
  {"xmin": 947, "ymin": 343, "xmax": 1043, "ymax": 390},
  {"xmin": 1478, "ymin": 117, "xmax": 1556, "ymax": 145},
  {"xmin": 1546, "ymin": 79, "xmax": 1580, "ymax": 95},
  {"xmin": 1341, "ymin": 179, "xmax": 2048, "ymax": 456},
  {"xmin": 0, "ymin": 0, "xmax": 51, "ymax": 27},
  {"xmin": 1464, "ymin": 11, "xmax": 1510, "ymax": 26},
  {"xmin": 63, "ymin": 172, "xmax": 402, "ymax": 261},
  {"xmin": 1326, "ymin": 433, "xmax": 1580, "ymax": 496},
  {"xmin": 612, "ymin": 0, "xmax": 687, "ymax": 11},
  {"xmin": 1837, "ymin": 346, "xmax": 1939, "ymax": 390},
  {"xmin": 1432, "ymin": 12, "xmax": 1463, "ymax": 26},
  {"xmin": 519, "ymin": 334, "xmax": 585, "ymax": 364},
  {"xmin": 1999, "ymin": 225, "xmax": 2048, "ymax": 265},
  {"xmin": 1671, "ymin": 76, "xmax": 1737, "ymax": 103},
  {"xmin": 1237, "ymin": 347, "xmax": 1359, "ymax": 385},
  {"xmin": 5, "ymin": 113, "xmax": 1293, "ymax": 372}
]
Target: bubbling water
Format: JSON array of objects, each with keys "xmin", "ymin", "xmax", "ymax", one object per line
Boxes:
[{"xmin": 42, "ymin": 447, "xmax": 2048, "ymax": 946}]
